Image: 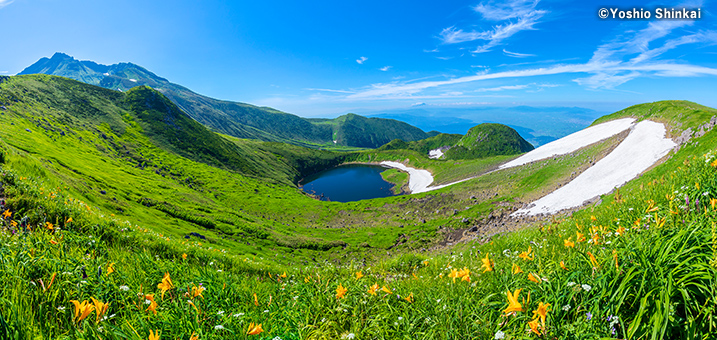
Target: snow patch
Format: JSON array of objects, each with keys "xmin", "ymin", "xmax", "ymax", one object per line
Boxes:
[
  {"xmin": 428, "ymin": 149, "xmax": 444, "ymax": 159},
  {"xmin": 380, "ymin": 161, "xmax": 434, "ymax": 193},
  {"xmin": 512, "ymin": 120, "xmax": 675, "ymax": 216},
  {"xmin": 129, "ymin": 79, "xmax": 137, "ymax": 82},
  {"xmin": 500, "ymin": 118, "xmax": 636, "ymax": 169}
]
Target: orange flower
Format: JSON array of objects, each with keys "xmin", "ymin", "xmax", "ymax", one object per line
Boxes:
[
  {"xmin": 564, "ymin": 237, "xmax": 575, "ymax": 248},
  {"xmin": 182, "ymin": 253, "xmax": 187, "ymax": 260},
  {"xmin": 711, "ymin": 198, "xmax": 717, "ymax": 210},
  {"xmin": 247, "ymin": 322, "xmax": 263, "ymax": 335},
  {"xmin": 91, "ymin": 297, "xmax": 109, "ymax": 324},
  {"xmin": 2, "ymin": 210, "xmax": 11, "ymax": 219},
  {"xmin": 336, "ymin": 283, "xmax": 348, "ymax": 299},
  {"xmin": 560, "ymin": 261, "xmax": 568, "ymax": 271},
  {"xmin": 527, "ymin": 317, "xmax": 541, "ymax": 335},
  {"xmin": 616, "ymin": 226, "xmax": 626, "ymax": 235},
  {"xmin": 355, "ymin": 271, "xmax": 364, "ymax": 280},
  {"xmin": 503, "ymin": 289, "xmax": 523, "ymax": 314},
  {"xmin": 253, "ymin": 293, "xmax": 259, "ymax": 306},
  {"xmin": 70, "ymin": 299, "xmax": 95, "ymax": 323},
  {"xmin": 576, "ymin": 232, "xmax": 586, "ymax": 243},
  {"xmin": 590, "ymin": 215, "xmax": 597, "ymax": 221},
  {"xmin": 157, "ymin": 272, "xmax": 173, "ymax": 299},
  {"xmin": 512, "ymin": 263, "xmax": 523, "ymax": 274},
  {"xmin": 404, "ymin": 293, "xmax": 414, "ymax": 303},
  {"xmin": 148, "ymin": 329, "xmax": 160, "ymax": 340},
  {"xmin": 613, "ymin": 250, "xmax": 619, "ymax": 270},
  {"xmin": 518, "ymin": 246, "xmax": 533, "ymax": 261},
  {"xmin": 145, "ymin": 294, "xmax": 158, "ymax": 314},
  {"xmin": 532, "ymin": 302, "xmax": 550, "ymax": 328},
  {"xmin": 189, "ymin": 331, "xmax": 199, "ymax": 340},
  {"xmin": 190, "ymin": 285, "xmax": 205, "ymax": 299},
  {"xmin": 106, "ymin": 263, "xmax": 115, "ymax": 276},
  {"xmin": 528, "ymin": 273, "xmax": 541, "ymax": 284},
  {"xmin": 381, "ymin": 285, "xmax": 393, "ymax": 295},
  {"xmin": 481, "ymin": 254, "xmax": 494, "ymax": 272},
  {"xmin": 368, "ymin": 283, "xmax": 379, "ymax": 295},
  {"xmin": 45, "ymin": 222, "xmax": 54, "ymax": 231},
  {"xmin": 279, "ymin": 272, "xmax": 287, "ymax": 278},
  {"xmin": 587, "ymin": 252, "xmax": 600, "ymax": 269}
]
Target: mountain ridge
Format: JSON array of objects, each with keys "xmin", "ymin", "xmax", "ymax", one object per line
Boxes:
[{"xmin": 19, "ymin": 53, "xmax": 433, "ymax": 148}]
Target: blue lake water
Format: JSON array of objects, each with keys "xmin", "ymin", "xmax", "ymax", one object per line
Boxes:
[{"xmin": 300, "ymin": 164, "xmax": 398, "ymax": 202}]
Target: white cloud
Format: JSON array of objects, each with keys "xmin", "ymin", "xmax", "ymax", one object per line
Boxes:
[
  {"xmin": 439, "ymin": 0, "xmax": 547, "ymax": 53},
  {"xmin": 356, "ymin": 56, "xmax": 368, "ymax": 64},
  {"xmin": 344, "ymin": 62, "xmax": 717, "ymax": 99},
  {"xmin": 423, "ymin": 48, "xmax": 440, "ymax": 53},
  {"xmin": 0, "ymin": 0, "xmax": 14, "ymax": 8},
  {"xmin": 379, "ymin": 66, "xmax": 392, "ymax": 72},
  {"xmin": 503, "ymin": 49, "xmax": 536, "ymax": 58}
]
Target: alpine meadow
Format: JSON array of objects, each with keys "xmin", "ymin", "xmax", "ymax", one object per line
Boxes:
[{"xmin": 2, "ymin": 1, "xmax": 717, "ymax": 340}]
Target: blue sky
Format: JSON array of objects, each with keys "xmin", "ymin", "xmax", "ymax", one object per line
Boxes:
[{"xmin": 1, "ymin": 0, "xmax": 716, "ymax": 117}]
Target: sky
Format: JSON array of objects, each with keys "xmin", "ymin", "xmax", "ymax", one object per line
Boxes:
[{"xmin": 1, "ymin": 0, "xmax": 716, "ymax": 118}]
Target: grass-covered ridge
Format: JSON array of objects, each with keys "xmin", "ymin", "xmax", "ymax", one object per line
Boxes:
[{"xmin": 2, "ymin": 107, "xmax": 717, "ymax": 339}]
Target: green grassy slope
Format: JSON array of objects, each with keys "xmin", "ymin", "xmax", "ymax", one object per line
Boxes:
[
  {"xmin": 19, "ymin": 53, "xmax": 434, "ymax": 148},
  {"xmin": 444, "ymin": 123, "xmax": 534, "ymax": 160},
  {"xmin": 2, "ymin": 99, "xmax": 717, "ymax": 339}
]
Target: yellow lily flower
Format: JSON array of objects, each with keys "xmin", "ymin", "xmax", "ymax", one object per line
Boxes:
[
  {"xmin": 2, "ymin": 210, "xmax": 11, "ymax": 219},
  {"xmin": 576, "ymin": 232, "xmax": 586, "ymax": 243},
  {"xmin": 45, "ymin": 222, "xmax": 54, "ymax": 231},
  {"xmin": 191, "ymin": 285, "xmax": 205, "ymax": 299},
  {"xmin": 279, "ymin": 272, "xmax": 287, "ymax": 278},
  {"xmin": 253, "ymin": 293, "xmax": 259, "ymax": 306},
  {"xmin": 149, "ymin": 329, "xmax": 160, "ymax": 340},
  {"xmin": 512, "ymin": 263, "xmax": 523, "ymax": 274},
  {"xmin": 613, "ymin": 250, "xmax": 619, "ymax": 270},
  {"xmin": 182, "ymin": 253, "xmax": 188, "ymax": 260},
  {"xmin": 368, "ymin": 283, "xmax": 379, "ymax": 295},
  {"xmin": 527, "ymin": 317, "xmax": 541, "ymax": 335},
  {"xmin": 564, "ymin": 237, "xmax": 575, "ymax": 248},
  {"xmin": 560, "ymin": 261, "xmax": 568, "ymax": 271},
  {"xmin": 355, "ymin": 271, "xmax": 364, "ymax": 279},
  {"xmin": 381, "ymin": 285, "xmax": 393, "ymax": 294},
  {"xmin": 106, "ymin": 263, "xmax": 115, "ymax": 276},
  {"xmin": 518, "ymin": 246, "xmax": 533, "ymax": 261},
  {"xmin": 404, "ymin": 293, "xmax": 414, "ymax": 303},
  {"xmin": 528, "ymin": 273, "xmax": 541, "ymax": 284},
  {"xmin": 70, "ymin": 299, "xmax": 95, "ymax": 323},
  {"xmin": 91, "ymin": 297, "xmax": 109, "ymax": 324},
  {"xmin": 66, "ymin": 217, "xmax": 73, "ymax": 223},
  {"xmin": 587, "ymin": 252, "xmax": 600, "ymax": 269},
  {"xmin": 189, "ymin": 331, "xmax": 199, "ymax": 340},
  {"xmin": 336, "ymin": 283, "xmax": 348, "ymax": 299},
  {"xmin": 616, "ymin": 226, "xmax": 626, "ymax": 235},
  {"xmin": 157, "ymin": 272, "xmax": 173, "ymax": 299},
  {"xmin": 532, "ymin": 302, "xmax": 550, "ymax": 328},
  {"xmin": 481, "ymin": 254, "xmax": 494, "ymax": 272},
  {"xmin": 247, "ymin": 322, "xmax": 263, "ymax": 335},
  {"xmin": 503, "ymin": 289, "xmax": 523, "ymax": 314},
  {"xmin": 145, "ymin": 294, "xmax": 158, "ymax": 314}
]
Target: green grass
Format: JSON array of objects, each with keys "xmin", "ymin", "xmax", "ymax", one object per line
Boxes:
[
  {"xmin": 379, "ymin": 169, "xmax": 408, "ymax": 194},
  {"xmin": 3, "ymin": 75, "xmax": 717, "ymax": 339}
]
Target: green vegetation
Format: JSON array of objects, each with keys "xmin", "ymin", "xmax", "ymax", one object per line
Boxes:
[
  {"xmin": 380, "ymin": 169, "xmax": 408, "ymax": 194},
  {"xmin": 378, "ymin": 133, "xmax": 462, "ymax": 155},
  {"xmin": 444, "ymin": 123, "xmax": 534, "ymax": 160},
  {"xmin": 2, "ymin": 72, "xmax": 717, "ymax": 339}
]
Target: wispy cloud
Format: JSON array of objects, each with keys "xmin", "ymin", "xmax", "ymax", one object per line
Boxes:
[
  {"xmin": 356, "ymin": 56, "xmax": 368, "ymax": 65},
  {"xmin": 0, "ymin": 0, "xmax": 14, "ymax": 9},
  {"xmin": 379, "ymin": 66, "xmax": 392, "ymax": 72},
  {"xmin": 503, "ymin": 49, "xmax": 536, "ymax": 58},
  {"xmin": 423, "ymin": 48, "xmax": 439, "ymax": 53},
  {"xmin": 439, "ymin": 0, "xmax": 547, "ymax": 53},
  {"xmin": 344, "ymin": 62, "xmax": 717, "ymax": 99},
  {"xmin": 304, "ymin": 88, "xmax": 356, "ymax": 94}
]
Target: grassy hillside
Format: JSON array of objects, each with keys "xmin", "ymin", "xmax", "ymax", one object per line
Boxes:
[
  {"xmin": 378, "ymin": 133, "xmax": 462, "ymax": 155},
  {"xmin": 444, "ymin": 123, "xmax": 534, "ymax": 160},
  {"xmin": 19, "ymin": 53, "xmax": 434, "ymax": 148},
  {"xmin": 2, "ymin": 95, "xmax": 717, "ymax": 339}
]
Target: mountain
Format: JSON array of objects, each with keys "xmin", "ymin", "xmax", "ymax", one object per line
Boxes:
[
  {"xmin": 19, "ymin": 53, "xmax": 433, "ymax": 148},
  {"xmin": 443, "ymin": 123, "xmax": 534, "ymax": 160}
]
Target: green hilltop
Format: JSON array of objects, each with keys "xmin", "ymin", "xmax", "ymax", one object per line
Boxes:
[
  {"xmin": 20, "ymin": 53, "xmax": 435, "ymax": 149},
  {"xmin": 2, "ymin": 72, "xmax": 717, "ymax": 339}
]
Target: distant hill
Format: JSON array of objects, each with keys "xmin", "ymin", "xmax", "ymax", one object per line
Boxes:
[
  {"xmin": 19, "ymin": 53, "xmax": 433, "ymax": 148},
  {"xmin": 443, "ymin": 123, "xmax": 534, "ymax": 160}
]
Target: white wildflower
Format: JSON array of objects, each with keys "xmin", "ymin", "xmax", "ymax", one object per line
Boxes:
[
  {"xmin": 562, "ymin": 304, "xmax": 571, "ymax": 311},
  {"xmin": 214, "ymin": 325, "xmax": 225, "ymax": 330},
  {"xmin": 567, "ymin": 282, "xmax": 576, "ymax": 287},
  {"xmin": 119, "ymin": 285, "xmax": 130, "ymax": 291},
  {"xmin": 581, "ymin": 284, "xmax": 592, "ymax": 292},
  {"xmin": 494, "ymin": 330, "xmax": 506, "ymax": 339}
]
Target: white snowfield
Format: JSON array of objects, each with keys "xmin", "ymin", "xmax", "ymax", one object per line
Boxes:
[
  {"xmin": 380, "ymin": 161, "xmax": 434, "ymax": 193},
  {"xmin": 428, "ymin": 149, "xmax": 444, "ymax": 159},
  {"xmin": 512, "ymin": 120, "xmax": 676, "ymax": 216},
  {"xmin": 500, "ymin": 118, "xmax": 636, "ymax": 169}
]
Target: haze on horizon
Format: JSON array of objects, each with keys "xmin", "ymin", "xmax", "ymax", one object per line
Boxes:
[{"xmin": 1, "ymin": 0, "xmax": 716, "ymax": 118}]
